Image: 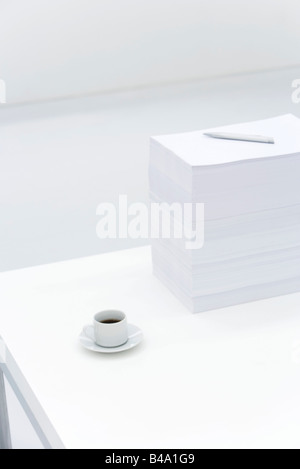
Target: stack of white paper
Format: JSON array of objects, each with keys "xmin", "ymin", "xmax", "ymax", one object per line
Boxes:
[{"xmin": 149, "ymin": 114, "xmax": 300, "ymax": 313}]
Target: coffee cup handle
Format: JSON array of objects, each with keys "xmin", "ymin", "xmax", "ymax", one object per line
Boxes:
[{"xmin": 83, "ymin": 325, "xmax": 95, "ymax": 341}]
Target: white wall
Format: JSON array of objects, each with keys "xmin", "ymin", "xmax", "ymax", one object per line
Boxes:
[
  {"xmin": 1, "ymin": 66, "xmax": 300, "ymax": 272},
  {"xmin": 0, "ymin": 0, "xmax": 300, "ymax": 104}
]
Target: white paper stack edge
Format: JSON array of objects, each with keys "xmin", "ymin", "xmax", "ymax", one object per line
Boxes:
[{"xmin": 149, "ymin": 114, "xmax": 300, "ymax": 313}]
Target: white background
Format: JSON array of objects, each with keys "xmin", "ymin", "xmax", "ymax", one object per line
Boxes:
[
  {"xmin": 0, "ymin": 0, "xmax": 300, "ymax": 273},
  {"xmin": 0, "ymin": 0, "xmax": 300, "ymax": 103},
  {"xmin": 1, "ymin": 1, "xmax": 300, "ymax": 450},
  {"xmin": 1, "ymin": 68, "xmax": 300, "ymax": 273}
]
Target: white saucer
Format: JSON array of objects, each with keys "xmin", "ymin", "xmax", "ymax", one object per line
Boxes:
[{"xmin": 79, "ymin": 323, "xmax": 143, "ymax": 354}]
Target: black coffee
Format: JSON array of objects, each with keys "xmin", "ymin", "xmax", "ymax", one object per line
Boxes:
[{"xmin": 100, "ymin": 319, "xmax": 121, "ymax": 324}]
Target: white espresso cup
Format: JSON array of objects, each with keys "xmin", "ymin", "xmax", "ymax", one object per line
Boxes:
[{"xmin": 85, "ymin": 310, "xmax": 128, "ymax": 348}]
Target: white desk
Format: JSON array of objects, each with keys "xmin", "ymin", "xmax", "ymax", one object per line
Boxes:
[{"xmin": 0, "ymin": 246, "xmax": 300, "ymax": 449}]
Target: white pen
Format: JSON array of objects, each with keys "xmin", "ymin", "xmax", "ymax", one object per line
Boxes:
[{"xmin": 203, "ymin": 132, "xmax": 275, "ymax": 144}]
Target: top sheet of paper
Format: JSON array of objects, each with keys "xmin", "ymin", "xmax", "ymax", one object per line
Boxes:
[{"xmin": 152, "ymin": 114, "xmax": 300, "ymax": 167}]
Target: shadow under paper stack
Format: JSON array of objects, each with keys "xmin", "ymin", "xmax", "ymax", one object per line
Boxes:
[{"xmin": 149, "ymin": 114, "xmax": 300, "ymax": 313}]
